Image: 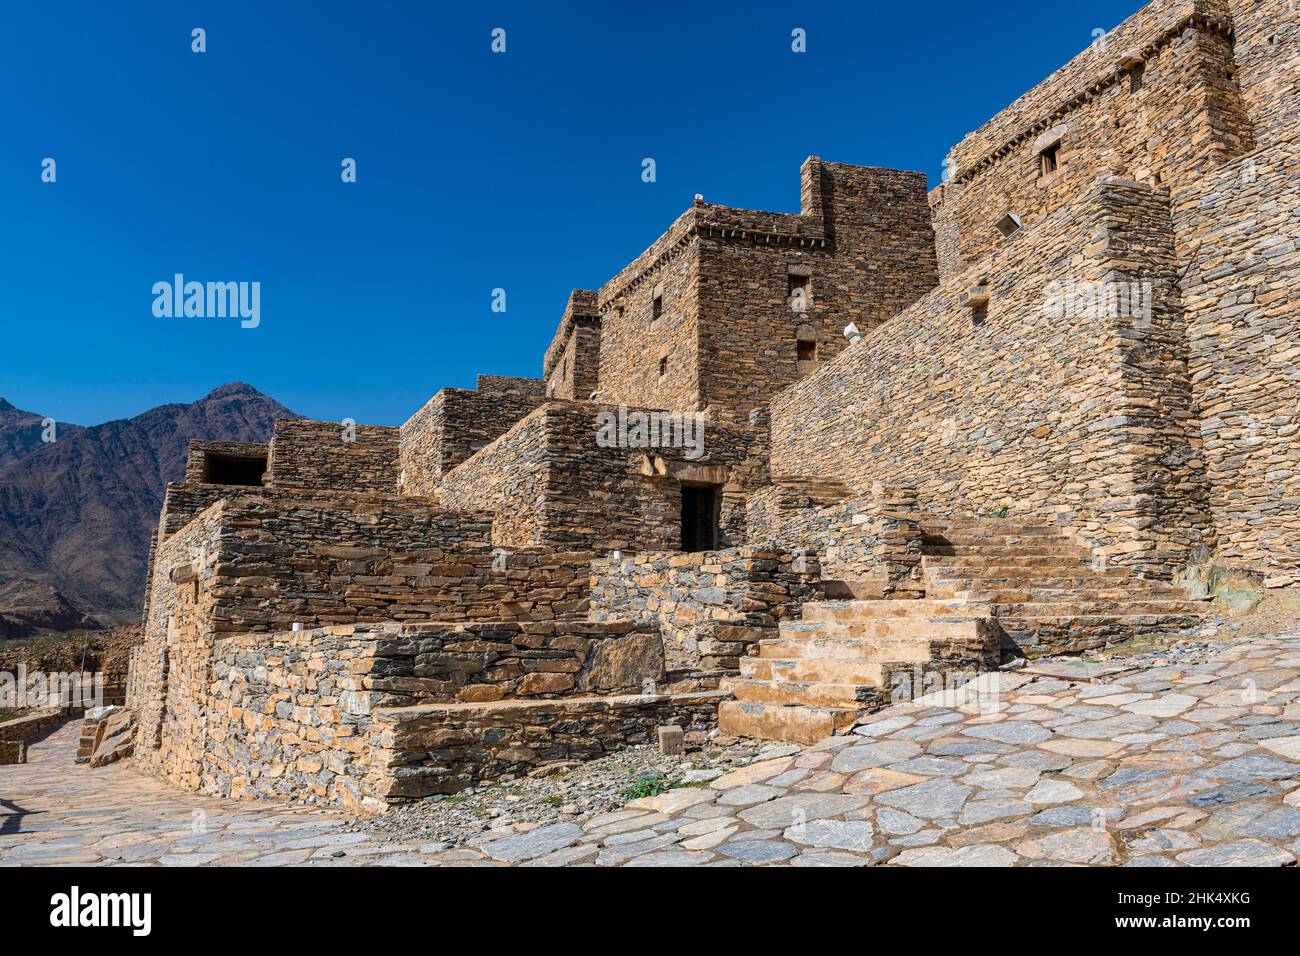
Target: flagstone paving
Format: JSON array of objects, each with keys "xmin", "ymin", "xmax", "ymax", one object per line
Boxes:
[{"xmin": 4, "ymin": 632, "xmax": 1300, "ymax": 866}]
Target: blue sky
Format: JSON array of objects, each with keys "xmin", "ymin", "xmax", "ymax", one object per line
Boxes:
[{"xmin": 1, "ymin": 0, "xmax": 1143, "ymax": 427}]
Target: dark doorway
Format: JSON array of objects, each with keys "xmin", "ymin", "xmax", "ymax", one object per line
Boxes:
[
  {"xmin": 681, "ymin": 484, "xmax": 721, "ymax": 553},
  {"xmin": 203, "ymin": 453, "xmax": 267, "ymax": 486}
]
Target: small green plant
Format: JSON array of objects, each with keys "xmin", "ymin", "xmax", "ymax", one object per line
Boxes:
[
  {"xmin": 983, "ymin": 506, "xmax": 1010, "ymax": 518},
  {"xmin": 624, "ymin": 771, "xmax": 668, "ymax": 801},
  {"xmin": 543, "ymin": 795, "xmax": 564, "ymax": 807}
]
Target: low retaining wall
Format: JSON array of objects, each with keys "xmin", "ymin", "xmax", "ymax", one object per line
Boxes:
[
  {"xmin": 0, "ymin": 707, "xmax": 65, "ymax": 764},
  {"xmin": 140, "ymin": 619, "xmax": 687, "ymax": 812},
  {"xmin": 374, "ymin": 691, "xmax": 727, "ymax": 799}
]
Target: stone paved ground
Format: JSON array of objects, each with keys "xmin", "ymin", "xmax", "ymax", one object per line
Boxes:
[{"xmin": 4, "ymin": 631, "xmax": 1300, "ymax": 867}]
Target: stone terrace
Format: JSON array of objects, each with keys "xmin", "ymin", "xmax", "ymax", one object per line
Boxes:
[{"xmin": 7, "ymin": 630, "xmax": 1300, "ymax": 866}]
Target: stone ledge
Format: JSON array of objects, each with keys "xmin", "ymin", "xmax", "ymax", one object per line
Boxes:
[
  {"xmin": 372, "ymin": 689, "xmax": 729, "ymax": 723},
  {"xmin": 0, "ymin": 707, "xmax": 66, "ymax": 763},
  {"xmin": 371, "ymin": 691, "xmax": 728, "ymax": 801}
]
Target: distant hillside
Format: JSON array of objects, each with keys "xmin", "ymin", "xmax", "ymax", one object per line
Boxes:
[
  {"xmin": 0, "ymin": 578, "xmax": 101, "ymax": 640},
  {"xmin": 0, "ymin": 397, "xmax": 84, "ymax": 469},
  {"xmin": 0, "ymin": 383, "xmax": 297, "ymax": 631}
]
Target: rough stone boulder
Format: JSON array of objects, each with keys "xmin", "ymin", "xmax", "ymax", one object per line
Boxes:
[{"xmin": 89, "ymin": 707, "xmax": 136, "ymax": 768}]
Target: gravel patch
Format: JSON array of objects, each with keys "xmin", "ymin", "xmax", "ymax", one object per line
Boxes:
[{"xmin": 348, "ymin": 739, "xmax": 786, "ymax": 849}]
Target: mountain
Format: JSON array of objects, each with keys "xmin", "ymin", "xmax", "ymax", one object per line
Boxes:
[
  {"xmin": 0, "ymin": 383, "xmax": 296, "ymax": 629},
  {"xmin": 0, "ymin": 578, "xmax": 101, "ymax": 640},
  {"xmin": 0, "ymin": 397, "xmax": 84, "ymax": 468}
]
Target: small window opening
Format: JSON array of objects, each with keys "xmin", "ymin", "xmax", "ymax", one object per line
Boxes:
[
  {"xmin": 1129, "ymin": 63, "xmax": 1145, "ymax": 94},
  {"xmin": 1040, "ymin": 143, "xmax": 1060, "ymax": 176},
  {"xmin": 658, "ymin": 356, "xmax": 669, "ymax": 378},
  {"xmin": 788, "ymin": 274, "xmax": 810, "ymax": 312},
  {"xmin": 651, "ymin": 293, "xmax": 663, "ymax": 321},
  {"xmin": 995, "ymin": 214, "xmax": 1023, "ymax": 239},
  {"xmin": 202, "ymin": 453, "xmax": 267, "ymax": 486},
  {"xmin": 797, "ymin": 339, "xmax": 817, "ymax": 363},
  {"xmin": 971, "ymin": 302, "xmax": 988, "ymax": 327}
]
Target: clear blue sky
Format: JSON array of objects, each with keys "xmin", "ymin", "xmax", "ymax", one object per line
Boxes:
[{"xmin": 1, "ymin": 0, "xmax": 1143, "ymax": 427}]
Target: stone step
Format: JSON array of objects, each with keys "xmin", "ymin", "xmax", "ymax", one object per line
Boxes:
[
  {"xmin": 724, "ymin": 676, "xmax": 887, "ymax": 708},
  {"xmin": 922, "ymin": 532, "xmax": 1082, "ymax": 547},
  {"xmin": 761, "ymin": 635, "xmax": 945, "ymax": 663},
  {"xmin": 950, "ymin": 585, "xmax": 1189, "ymax": 603},
  {"xmin": 920, "ymin": 520, "xmax": 1063, "ymax": 535},
  {"xmin": 926, "ymin": 570, "xmax": 1136, "ymax": 593},
  {"xmin": 800, "ymin": 599, "xmax": 983, "ymax": 622},
  {"xmin": 741, "ymin": 656, "xmax": 889, "ymax": 685},
  {"xmin": 994, "ymin": 599, "xmax": 1206, "ymax": 617},
  {"xmin": 922, "ymin": 544, "xmax": 1093, "ymax": 559},
  {"xmin": 717, "ymin": 699, "xmax": 859, "ymax": 745},
  {"xmin": 781, "ymin": 615, "xmax": 991, "ymax": 637},
  {"xmin": 820, "ymin": 578, "xmax": 891, "ymax": 600},
  {"xmin": 998, "ymin": 612, "xmax": 1200, "ymax": 653},
  {"xmin": 924, "ymin": 555, "xmax": 1096, "ymax": 571}
]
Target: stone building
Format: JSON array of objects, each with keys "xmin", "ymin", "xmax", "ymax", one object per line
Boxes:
[{"xmin": 127, "ymin": 0, "xmax": 1300, "ymax": 808}]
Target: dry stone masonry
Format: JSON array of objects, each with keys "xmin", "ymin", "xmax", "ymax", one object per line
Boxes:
[{"xmin": 123, "ymin": 0, "xmax": 1299, "ymax": 801}]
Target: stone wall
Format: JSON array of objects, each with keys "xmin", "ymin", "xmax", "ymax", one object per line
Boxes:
[
  {"xmin": 339, "ymin": 620, "xmax": 666, "ymax": 704},
  {"xmin": 556, "ymin": 159, "xmax": 936, "ymax": 423},
  {"xmin": 770, "ymin": 177, "xmax": 1212, "ymax": 579},
  {"xmin": 595, "ymin": 224, "xmax": 703, "ymax": 414},
  {"xmin": 374, "ymin": 692, "xmax": 724, "ymax": 799},
  {"xmin": 201, "ymin": 627, "xmax": 391, "ymax": 811},
  {"xmin": 142, "ymin": 490, "xmax": 591, "ymax": 642},
  {"xmin": 140, "ymin": 619, "xmax": 698, "ymax": 810},
  {"xmin": 796, "ymin": 160, "xmax": 940, "ymax": 334},
  {"xmin": 941, "ymin": 0, "xmax": 1252, "ymax": 275},
  {"xmin": 1173, "ymin": 142, "xmax": 1300, "ymax": 583},
  {"xmin": 143, "ymin": 481, "xmax": 250, "ymax": 623},
  {"xmin": 130, "ymin": 484, "xmax": 603, "ymax": 783},
  {"xmin": 929, "ymin": 183, "xmax": 964, "ymax": 282},
  {"xmin": 131, "ymin": 500, "xmax": 226, "ymax": 778},
  {"xmin": 184, "ymin": 441, "xmax": 269, "ymax": 482},
  {"xmin": 438, "ymin": 401, "xmax": 766, "ymax": 551},
  {"xmin": 589, "ymin": 546, "xmax": 823, "ymax": 673},
  {"xmin": 1227, "ymin": 0, "xmax": 1300, "ymax": 150},
  {"xmin": 399, "ymin": 386, "xmax": 548, "ymax": 496},
  {"xmin": 746, "ymin": 483, "xmax": 924, "ymax": 596},
  {"xmin": 266, "ymin": 419, "xmax": 399, "ymax": 493},
  {"xmin": 0, "ymin": 707, "xmax": 64, "ymax": 764},
  {"xmin": 542, "ymin": 290, "xmax": 602, "ymax": 400},
  {"xmin": 475, "ymin": 375, "xmax": 546, "ymax": 395}
]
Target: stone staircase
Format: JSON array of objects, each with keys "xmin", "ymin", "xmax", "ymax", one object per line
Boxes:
[
  {"xmin": 717, "ymin": 599, "xmax": 1001, "ymax": 744},
  {"xmin": 717, "ymin": 514, "xmax": 1207, "ymax": 744},
  {"xmin": 920, "ymin": 517, "xmax": 1205, "ymax": 654}
]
